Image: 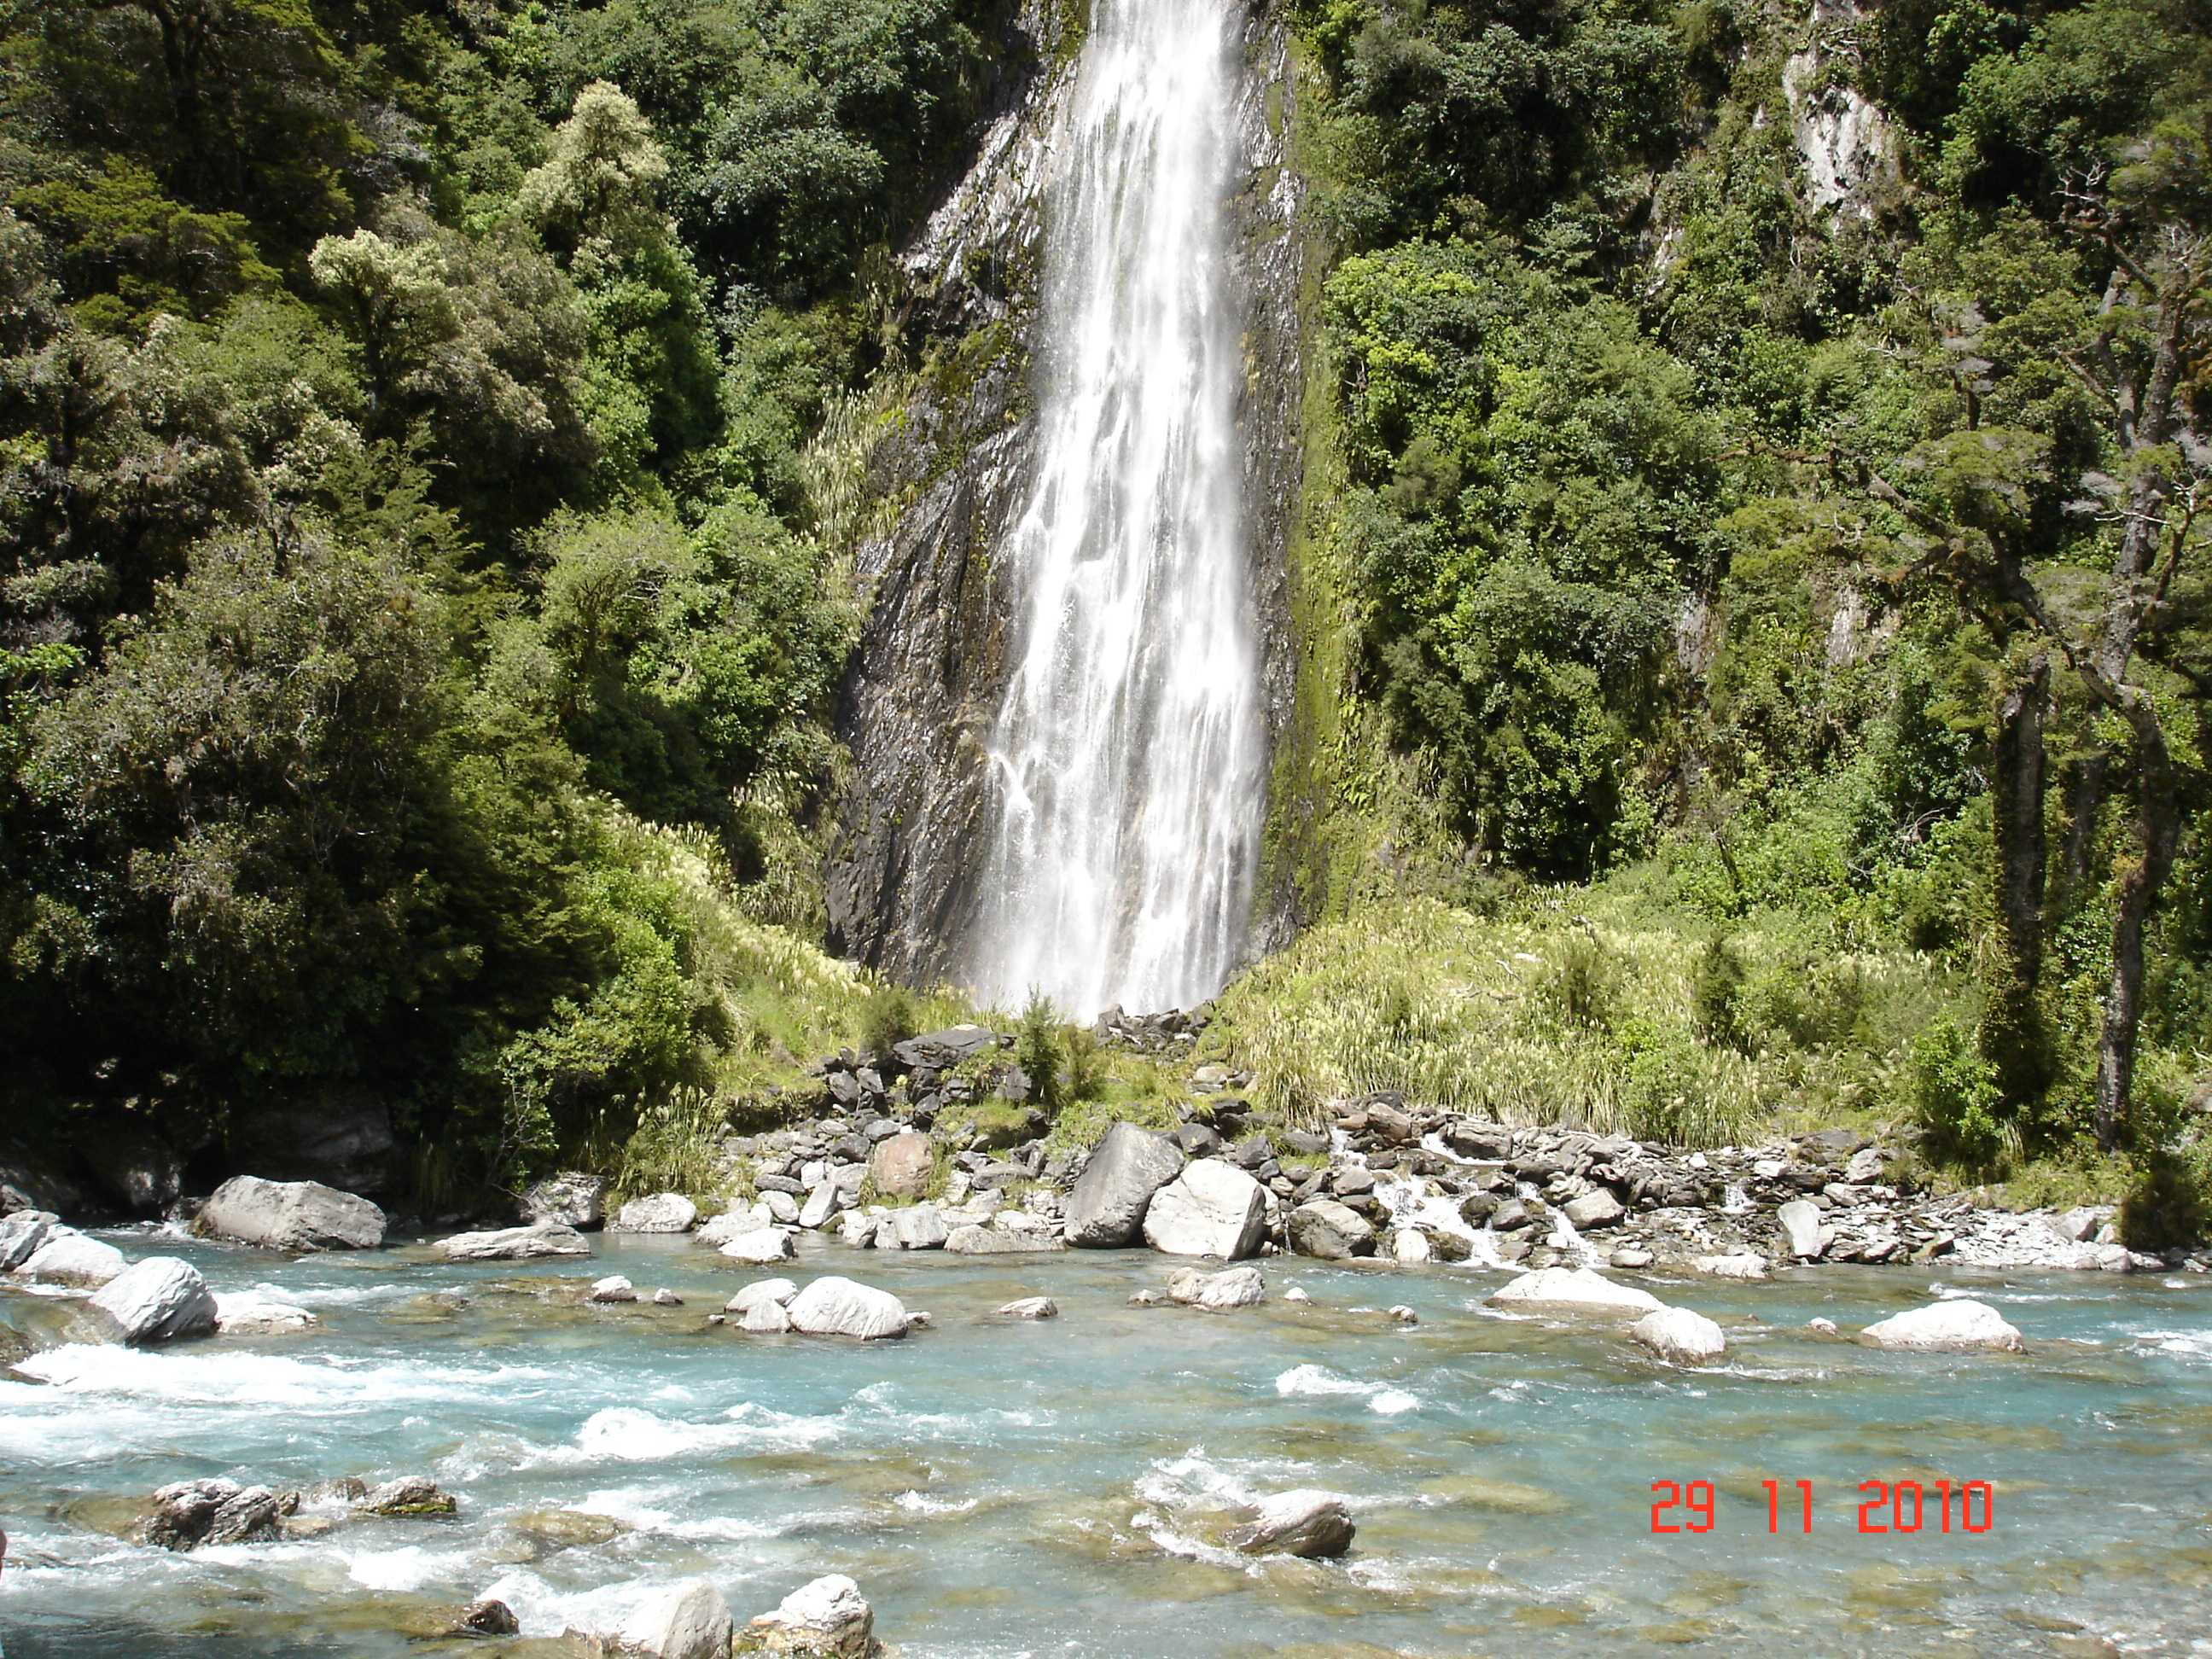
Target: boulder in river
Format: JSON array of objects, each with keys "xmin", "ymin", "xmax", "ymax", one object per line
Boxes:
[
  {"xmin": 1141, "ymin": 1159, "xmax": 1267, "ymax": 1259},
  {"xmin": 454, "ymin": 1599, "xmax": 520, "ymax": 1637},
  {"xmin": 89, "ymin": 1255, "xmax": 217, "ymax": 1345},
  {"xmin": 727, "ymin": 1278, "xmax": 798, "ymax": 1316},
  {"xmin": 1629, "ymin": 1306, "xmax": 1728, "ymax": 1365},
  {"xmin": 0, "ymin": 1208, "xmax": 57, "ymax": 1271},
  {"xmin": 1487, "ymin": 1266, "xmax": 1663, "ymax": 1318},
  {"xmin": 998, "ymin": 1296, "xmax": 1057, "ymax": 1319},
  {"xmin": 1562, "ymin": 1190, "xmax": 1625, "ymax": 1231},
  {"xmin": 719, "ymin": 1227, "xmax": 798, "ymax": 1266},
  {"xmin": 522, "ymin": 1171, "xmax": 608, "ymax": 1230},
  {"xmin": 1286, "ymin": 1198, "xmax": 1376, "ymax": 1260},
  {"xmin": 434, "ymin": 1220, "xmax": 591, "ymax": 1261},
  {"xmin": 742, "ymin": 1297, "xmax": 794, "ymax": 1333},
  {"xmin": 1062, "ymin": 1122, "xmax": 1185, "ymax": 1248},
  {"xmin": 357, "ymin": 1476, "xmax": 457, "ymax": 1516},
  {"xmin": 1858, "ymin": 1299, "xmax": 2024, "ymax": 1353},
  {"xmin": 613, "ymin": 1193, "xmax": 698, "ymax": 1234},
  {"xmin": 1165, "ymin": 1264, "xmax": 1265, "ymax": 1310},
  {"xmin": 944, "ymin": 1224, "xmax": 1063, "ymax": 1254},
  {"xmin": 869, "ymin": 1131, "xmax": 934, "ymax": 1201},
  {"xmin": 738, "ymin": 1572, "xmax": 879, "ymax": 1657},
  {"xmin": 199, "ymin": 1176, "xmax": 385, "ymax": 1252},
  {"xmin": 785, "ymin": 1276, "xmax": 910, "ymax": 1340},
  {"xmin": 619, "ymin": 1576, "xmax": 735, "ymax": 1659},
  {"xmin": 146, "ymin": 1478, "xmax": 288, "ymax": 1550},
  {"xmin": 1225, "ymin": 1490, "xmax": 1355, "ymax": 1559},
  {"xmin": 12, "ymin": 1226, "xmax": 126, "ymax": 1287},
  {"xmin": 212, "ymin": 1292, "xmax": 317, "ymax": 1335},
  {"xmin": 589, "ymin": 1275, "xmax": 638, "ymax": 1303}
]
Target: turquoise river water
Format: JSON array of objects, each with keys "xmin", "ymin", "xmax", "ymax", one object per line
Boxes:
[{"xmin": 3, "ymin": 1230, "xmax": 2211, "ymax": 1655}]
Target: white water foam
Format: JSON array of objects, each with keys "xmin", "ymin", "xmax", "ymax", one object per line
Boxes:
[
  {"xmin": 1274, "ymin": 1363, "xmax": 1421, "ymax": 1416},
  {"xmin": 962, "ymin": 0, "xmax": 1267, "ymax": 1016}
]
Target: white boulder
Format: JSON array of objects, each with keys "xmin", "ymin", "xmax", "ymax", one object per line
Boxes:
[
  {"xmin": 1165, "ymin": 1264, "xmax": 1266, "ymax": 1310},
  {"xmin": 90, "ymin": 1255, "xmax": 218, "ymax": 1344},
  {"xmin": 212, "ymin": 1292, "xmax": 317, "ymax": 1335},
  {"xmin": 1629, "ymin": 1305, "xmax": 1728, "ymax": 1364},
  {"xmin": 613, "ymin": 1193, "xmax": 698, "ymax": 1234},
  {"xmin": 1487, "ymin": 1267, "xmax": 1662, "ymax": 1318},
  {"xmin": 719, "ymin": 1227, "xmax": 797, "ymax": 1266},
  {"xmin": 200, "ymin": 1176, "xmax": 385, "ymax": 1252},
  {"xmin": 1859, "ymin": 1299, "xmax": 2024, "ymax": 1353},
  {"xmin": 1142, "ymin": 1159, "xmax": 1267, "ymax": 1259},
  {"xmin": 617, "ymin": 1576, "xmax": 734, "ymax": 1659},
  {"xmin": 1695, "ymin": 1253, "xmax": 1771, "ymax": 1281},
  {"xmin": 741, "ymin": 1573, "xmax": 876, "ymax": 1658},
  {"xmin": 14, "ymin": 1227, "xmax": 126, "ymax": 1287},
  {"xmin": 434, "ymin": 1220, "xmax": 591, "ymax": 1260},
  {"xmin": 784, "ymin": 1276, "xmax": 910, "ymax": 1341}
]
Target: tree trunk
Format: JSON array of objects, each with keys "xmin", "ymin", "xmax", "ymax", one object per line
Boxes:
[
  {"xmin": 1984, "ymin": 653, "xmax": 2051, "ymax": 1103},
  {"xmin": 2093, "ymin": 719, "xmax": 2180, "ymax": 1150}
]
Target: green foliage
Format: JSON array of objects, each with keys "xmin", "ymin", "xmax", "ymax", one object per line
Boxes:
[
  {"xmin": 859, "ymin": 982, "xmax": 918, "ymax": 1058},
  {"xmin": 1015, "ymin": 988, "xmax": 1065, "ymax": 1116},
  {"xmin": 1910, "ymin": 1014, "xmax": 2013, "ymax": 1173}
]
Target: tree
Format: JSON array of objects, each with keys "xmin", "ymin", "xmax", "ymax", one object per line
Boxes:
[{"xmin": 518, "ymin": 81, "xmax": 670, "ymax": 250}]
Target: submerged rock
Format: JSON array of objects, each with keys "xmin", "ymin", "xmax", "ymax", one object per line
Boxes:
[
  {"xmin": 199, "ymin": 1175, "xmax": 386, "ymax": 1252},
  {"xmin": 212, "ymin": 1292, "xmax": 317, "ymax": 1335},
  {"xmin": 1142, "ymin": 1159, "xmax": 1267, "ymax": 1259},
  {"xmin": 612, "ymin": 1193, "xmax": 698, "ymax": 1234},
  {"xmin": 434, "ymin": 1220, "xmax": 591, "ymax": 1261},
  {"xmin": 1063, "ymin": 1122, "xmax": 1185, "ymax": 1248},
  {"xmin": 742, "ymin": 1298, "xmax": 795, "ymax": 1333},
  {"xmin": 998, "ymin": 1296, "xmax": 1057, "ymax": 1319},
  {"xmin": 618, "ymin": 1576, "xmax": 735, "ymax": 1659},
  {"xmin": 738, "ymin": 1572, "xmax": 879, "ymax": 1657},
  {"xmin": 146, "ymin": 1478, "xmax": 288, "ymax": 1550},
  {"xmin": 1165, "ymin": 1264, "xmax": 1265, "ymax": 1310},
  {"xmin": 89, "ymin": 1255, "xmax": 218, "ymax": 1345},
  {"xmin": 1859, "ymin": 1299, "xmax": 2024, "ymax": 1353},
  {"xmin": 1226, "ymin": 1489, "xmax": 1355, "ymax": 1559},
  {"xmin": 1487, "ymin": 1267, "xmax": 1662, "ymax": 1318},
  {"xmin": 1629, "ymin": 1306, "xmax": 1728, "ymax": 1365},
  {"xmin": 785, "ymin": 1276, "xmax": 910, "ymax": 1340}
]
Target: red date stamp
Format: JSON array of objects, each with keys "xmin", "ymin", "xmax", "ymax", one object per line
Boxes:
[{"xmin": 1650, "ymin": 1478, "xmax": 1993, "ymax": 1534}]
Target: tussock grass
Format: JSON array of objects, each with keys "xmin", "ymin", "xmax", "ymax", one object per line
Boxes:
[{"xmin": 1206, "ymin": 885, "xmax": 1959, "ymax": 1148}]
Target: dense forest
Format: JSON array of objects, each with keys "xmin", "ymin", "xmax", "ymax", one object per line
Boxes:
[{"xmin": 0, "ymin": 0, "xmax": 2204, "ymax": 1237}]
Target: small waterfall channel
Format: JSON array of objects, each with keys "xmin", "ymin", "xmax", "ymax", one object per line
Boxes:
[
  {"xmin": 1335, "ymin": 1131, "xmax": 1606, "ymax": 1271},
  {"xmin": 962, "ymin": 0, "xmax": 1268, "ymax": 1017}
]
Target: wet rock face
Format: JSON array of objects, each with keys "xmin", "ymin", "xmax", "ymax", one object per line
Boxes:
[{"xmin": 146, "ymin": 1479, "xmax": 289, "ymax": 1551}]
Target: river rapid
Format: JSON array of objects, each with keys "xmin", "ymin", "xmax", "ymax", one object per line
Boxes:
[{"xmin": 3, "ymin": 1231, "xmax": 2211, "ymax": 1656}]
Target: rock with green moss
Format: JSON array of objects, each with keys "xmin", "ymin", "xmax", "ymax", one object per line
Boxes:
[{"xmin": 356, "ymin": 1476, "xmax": 457, "ymax": 1517}]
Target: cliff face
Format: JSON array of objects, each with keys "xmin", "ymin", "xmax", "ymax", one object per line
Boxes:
[{"xmin": 824, "ymin": 0, "xmax": 1308, "ymax": 999}]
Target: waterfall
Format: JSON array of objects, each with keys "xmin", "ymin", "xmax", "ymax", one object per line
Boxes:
[{"xmin": 963, "ymin": 0, "xmax": 1268, "ymax": 1018}]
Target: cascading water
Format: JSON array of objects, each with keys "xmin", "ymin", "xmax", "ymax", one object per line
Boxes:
[{"xmin": 962, "ymin": 0, "xmax": 1268, "ymax": 1017}]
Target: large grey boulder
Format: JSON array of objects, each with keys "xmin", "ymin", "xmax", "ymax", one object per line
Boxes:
[
  {"xmin": 1165, "ymin": 1264, "xmax": 1266, "ymax": 1310},
  {"xmin": 434, "ymin": 1220, "xmax": 591, "ymax": 1261},
  {"xmin": 146, "ymin": 1478, "xmax": 288, "ymax": 1550},
  {"xmin": 616, "ymin": 1577, "xmax": 733, "ymax": 1659},
  {"xmin": 0, "ymin": 1208, "xmax": 56, "ymax": 1271},
  {"xmin": 785, "ymin": 1276, "xmax": 910, "ymax": 1340},
  {"xmin": 1286, "ymin": 1199, "xmax": 1376, "ymax": 1260},
  {"xmin": 892, "ymin": 1025, "xmax": 998, "ymax": 1069},
  {"xmin": 200, "ymin": 1176, "xmax": 385, "ymax": 1252},
  {"xmin": 1629, "ymin": 1306, "xmax": 1728, "ymax": 1365},
  {"xmin": 522, "ymin": 1172, "xmax": 608, "ymax": 1229},
  {"xmin": 90, "ymin": 1256, "xmax": 218, "ymax": 1344},
  {"xmin": 612, "ymin": 1193, "xmax": 697, "ymax": 1234},
  {"xmin": 1778, "ymin": 1198, "xmax": 1826, "ymax": 1260},
  {"xmin": 882, "ymin": 1204, "xmax": 949, "ymax": 1251},
  {"xmin": 1487, "ymin": 1267, "xmax": 1663, "ymax": 1318},
  {"xmin": 1141, "ymin": 1159, "xmax": 1267, "ymax": 1259},
  {"xmin": 1859, "ymin": 1300, "xmax": 2024, "ymax": 1353},
  {"xmin": 740, "ymin": 1573, "xmax": 878, "ymax": 1657},
  {"xmin": 1563, "ymin": 1189, "xmax": 1626, "ymax": 1231},
  {"xmin": 1226, "ymin": 1490, "xmax": 1355, "ymax": 1558},
  {"xmin": 1063, "ymin": 1123, "xmax": 1185, "ymax": 1248},
  {"xmin": 13, "ymin": 1227, "xmax": 126, "ymax": 1287}
]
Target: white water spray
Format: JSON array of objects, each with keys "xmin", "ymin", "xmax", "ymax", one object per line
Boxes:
[{"xmin": 964, "ymin": 0, "xmax": 1268, "ymax": 1017}]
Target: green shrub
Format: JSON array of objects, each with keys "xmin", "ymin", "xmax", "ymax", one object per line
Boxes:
[
  {"xmin": 1016, "ymin": 988, "xmax": 1065, "ymax": 1115},
  {"xmin": 1910, "ymin": 1015, "xmax": 2013, "ymax": 1173},
  {"xmin": 859, "ymin": 982, "xmax": 917, "ymax": 1059},
  {"xmin": 1063, "ymin": 1023, "xmax": 1106, "ymax": 1103},
  {"xmin": 1691, "ymin": 935, "xmax": 1750, "ymax": 1054}
]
